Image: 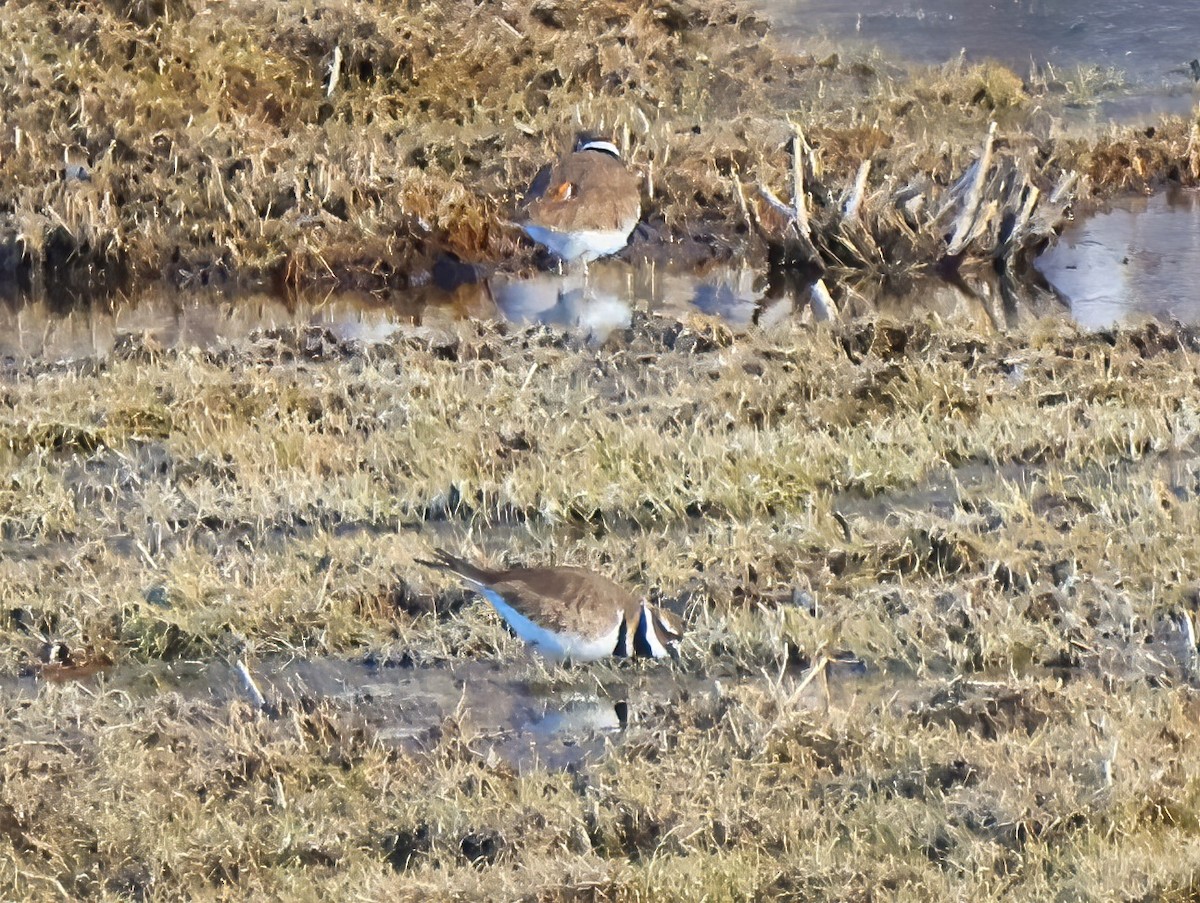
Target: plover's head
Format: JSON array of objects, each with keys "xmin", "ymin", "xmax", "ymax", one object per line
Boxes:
[{"xmin": 632, "ymin": 600, "xmax": 684, "ymax": 660}]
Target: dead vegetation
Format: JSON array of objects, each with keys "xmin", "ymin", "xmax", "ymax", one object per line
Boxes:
[
  {"xmin": 1, "ymin": 0, "xmax": 1194, "ymax": 296},
  {"xmin": 1, "ymin": 310, "xmax": 1199, "ymax": 897},
  {"xmin": 4, "ymin": 0, "xmax": 1200, "ymax": 896}
]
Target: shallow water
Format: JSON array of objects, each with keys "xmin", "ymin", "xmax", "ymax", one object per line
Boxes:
[
  {"xmin": 0, "ymin": 261, "xmax": 1058, "ymax": 366},
  {"xmin": 5, "ymin": 181, "xmax": 1200, "ymax": 361},
  {"xmin": 1037, "ymin": 187, "xmax": 1200, "ymax": 328},
  {"xmin": 0, "ymin": 288, "xmax": 411, "ymax": 365},
  {"xmin": 4, "ymin": 654, "xmax": 852, "ymax": 771},
  {"xmin": 7, "ymin": 603, "xmax": 1194, "ymax": 771},
  {"xmin": 0, "ymin": 260, "xmax": 818, "ymax": 363},
  {"xmin": 765, "ymin": 0, "xmax": 1200, "ymax": 122},
  {"xmin": 3, "ymin": 222, "xmax": 1196, "ymax": 362}
]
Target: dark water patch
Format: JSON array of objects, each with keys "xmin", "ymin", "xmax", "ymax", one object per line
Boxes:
[
  {"xmin": 0, "ymin": 228, "xmax": 128, "ymax": 308},
  {"xmin": 0, "ymin": 655, "xmax": 745, "ymax": 772},
  {"xmin": 764, "ymin": 0, "xmax": 1200, "ymax": 123},
  {"xmin": 1037, "ymin": 188, "xmax": 1200, "ymax": 328}
]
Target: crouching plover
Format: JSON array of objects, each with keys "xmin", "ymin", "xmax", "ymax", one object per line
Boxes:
[
  {"xmin": 519, "ymin": 135, "xmax": 642, "ymax": 265},
  {"xmin": 416, "ymin": 549, "xmax": 682, "ymax": 662}
]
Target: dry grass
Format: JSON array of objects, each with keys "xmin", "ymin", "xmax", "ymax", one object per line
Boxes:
[
  {"xmin": 5, "ymin": 1, "xmax": 1200, "ymax": 896},
  {"xmin": 1, "ymin": 0, "xmax": 1190, "ymax": 292},
  {"xmin": 1, "ymin": 310, "xmax": 1200, "ymax": 898},
  {"xmin": 11, "ymin": 672, "xmax": 1200, "ymax": 901}
]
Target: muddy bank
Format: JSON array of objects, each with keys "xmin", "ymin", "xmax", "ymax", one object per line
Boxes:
[
  {"xmin": 3, "ymin": 0, "xmax": 1197, "ymax": 296},
  {"xmin": 1, "ymin": 305, "xmax": 1200, "ymax": 896}
]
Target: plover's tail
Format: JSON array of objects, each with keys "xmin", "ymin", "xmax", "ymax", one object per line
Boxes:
[{"xmin": 414, "ymin": 548, "xmax": 500, "ymax": 586}]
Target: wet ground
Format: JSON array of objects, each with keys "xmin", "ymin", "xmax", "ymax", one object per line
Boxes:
[
  {"xmin": 6, "ymin": 436, "xmax": 1198, "ymax": 774},
  {"xmin": 6, "ymin": 185, "xmax": 1200, "ymax": 363},
  {"xmin": 8, "ymin": 599, "xmax": 1195, "ymax": 774},
  {"xmin": 5, "ymin": 3, "xmax": 1200, "ymax": 895},
  {"xmin": 1036, "ymin": 187, "xmax": 1200, "ymax": 328},
  {"xmin": 5, "ymin": 651, "xmax": 865, "ymax": 771},
  {"xmin": 3, "ymin": 263, "xmax": 1198, "ymax": 897},
  {"xmin": 766, "ymin": 0, "xmax": 1200, "ymax": 122}
]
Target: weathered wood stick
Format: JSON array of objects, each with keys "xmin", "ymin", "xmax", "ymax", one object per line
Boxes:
[
  {"xmin": 844, "ymin": 159, "xmax": 872, "ymax": 220},
  {"xmin": 947, "ymin": 121, "xmax": 997, "ymax": 255}
]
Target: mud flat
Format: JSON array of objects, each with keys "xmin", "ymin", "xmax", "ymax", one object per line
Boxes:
[{"xmin": 2, "ymin": 307, "xmax": 1200, "ymax": 898}]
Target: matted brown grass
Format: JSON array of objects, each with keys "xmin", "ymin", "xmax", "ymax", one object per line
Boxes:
[
  {"xmin": 4, "ymin": 2, "xmax": 1200, "ymax": 896},
  {"xmin": 2, "ymin": 0, "xmax": 1193, "ymax": 290},
  {"xmin": 1, "ymin": 307, "xmax": 1199, "ymax": 898}
]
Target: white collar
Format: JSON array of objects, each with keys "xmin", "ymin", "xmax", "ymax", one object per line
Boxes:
[{"xmin": 578, "ymin": 139, "xmax": 621, "ymax": 160}]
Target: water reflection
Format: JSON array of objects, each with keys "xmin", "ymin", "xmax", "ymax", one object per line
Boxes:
[
  {"xmin": 2, "ymin": 655, "xmax": 679, "ymax": 772},
  {"xmin": 0, "ymin": 259, "xmax": 812, "ymax": 362},
  {"xmin": 0, "ymin": 262, "xmax": 1053, "ymax": 365},
  {"xmin": 490, "ymin": 270, "xmax": 634, "ymax": 342},
  {"xmin": 488, "ymin": 259, "xmax": 789, "ymax": 341},
  {"xmin": 3, "ymin": 217, "xmax": 1194, "ymax": 364},
  {"xmin": 0, "ymin": 289, "xmax": 419, "ymax": 364},
  {"xmin": 1036, "ymin": 187, "xmax": 1200, "ymax": 328}
]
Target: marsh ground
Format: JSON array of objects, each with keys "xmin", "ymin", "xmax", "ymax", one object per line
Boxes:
[
  {"xmin": 3, "ymin": 309, "xmax": 1200, "ymax": 900},
  {"xmin": 5, "ymin": 0, "xmax": 1200, "ymax": 899},
  {"xmin": 2, "ymin": 0, "xmax": 1197, "ymax": 293}
]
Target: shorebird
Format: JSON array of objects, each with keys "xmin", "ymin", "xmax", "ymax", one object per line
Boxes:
[
  {"xmin": 519, "ymin": 135, "xmax": 642, "ymax": 265},
  {"xmin": 416, "ymin": 549, "xmax": 682, "ymax": 662}
]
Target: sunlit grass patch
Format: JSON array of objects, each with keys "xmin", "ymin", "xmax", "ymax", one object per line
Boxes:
[
  {"xmin": 1, "ymin": 0, "xmax": 1180, "ymax": 290},
  {"xmin": 1, "ymin": 307, "xmax": 1200, "ymax": 898}
]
